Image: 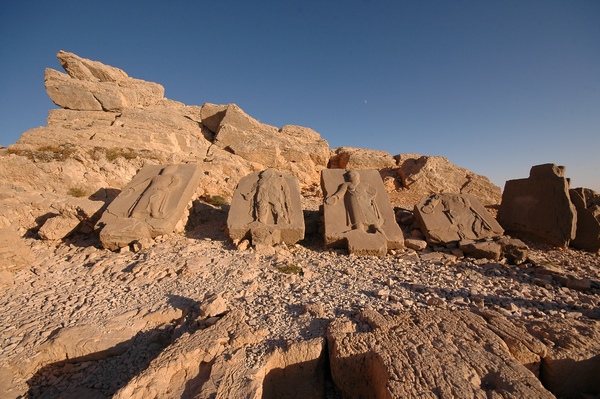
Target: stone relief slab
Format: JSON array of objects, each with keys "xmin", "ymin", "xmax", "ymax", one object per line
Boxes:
[
  {"xmin": 414, "ymin": 193, "xmax": 504, "ymax": 244},
  {"xmin": 97, "ymin": 164, "xmax": 201, "ymax": 250},
  {"xmin": 322, "ymin": 169, "xmax": 404, "ymax": 256},
  {"xmin": 227, "ymin": 168, "xmax": 304, "ymax": 246}
]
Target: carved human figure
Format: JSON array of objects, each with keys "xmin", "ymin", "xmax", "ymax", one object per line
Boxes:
[
  {"xmin": 243, "ymin": 168, "xmax": 292, "ymax": 225},
  {"xmin": 326, "ymin": 170, "xmax": 383, "ymax": 233},
  {"xmin": 127, "ymin": 164, "xmax": 183, "ymax": 219},
  {"xmin": 421, "ymin": 194, "xmax": 495, "ymax": 239}
]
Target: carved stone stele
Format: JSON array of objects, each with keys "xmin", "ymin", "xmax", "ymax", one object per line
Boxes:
[
  {"xmin": 227, "ymin": 168, "xmax": 304, "ymax": 246},
  {"xmin": 96, "ymin": 164, "xmax": 201, "ymax": 250},
  {"xmin": 322, "ymin": 169, "xmax": 404, "ymax": 256},
  {"xmin": 414, "ymin": 193, "xmax": 504, "ymax": 244}
]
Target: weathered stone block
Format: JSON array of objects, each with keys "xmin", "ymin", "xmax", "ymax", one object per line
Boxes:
[
  {"xmin": 414, "ymin": 193, "xmax": 503, "ymax": 244},
  {"xmin": 498, "ymin": 163, "xmax": 576, "ymax": 247},
  {"xmin": 227, "ymin": 168, "xmax": 304, "ymax": 246},
  {"xmin": 96, "ymin": 163, "xmax": 201, "ymax": 250},
  {"xmin": 569, "ymin": 187, "xmax": 600, "ymax": 252},
  {"xmin": 322, "ymin": 169, "xmax": 404, "ymax": 256}
]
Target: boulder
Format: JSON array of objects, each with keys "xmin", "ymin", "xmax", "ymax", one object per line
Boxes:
[
  {"xmin": 227, "ymin": 168, "xmax": 305, "ymax": 246},
  {"xmin": 327, "ymin": 308, "xmax": 554, "ymax": 398},
  {"xmin": 569, "ymin": 187, "xmax": 600, "ymax": 252},
  {"xmin": 45, "ymin": 51, "xmax": 164, "ymax": 111},
  {"xmin": 328, "ymin": 147, "xmax": 396, "ymax": 170},
  {"xmin": 414, "ymin": 193, "xmax": 504, "ymax": 244},
  {"xmin": 96, "ymin": 164, "xmax": 202, "ymax": 250},
  {"xmin": 322, "ymin": 169, "xmax": 404, "ymax": 256},
  {"xmin": 497, "ymin": 164, "xmax": 577, "ymax": 247},
  {"xmin": 397, "ymin": 154, "xmax": 502, "ymax": 207}
]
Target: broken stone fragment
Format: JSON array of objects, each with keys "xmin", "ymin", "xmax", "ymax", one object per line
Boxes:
[
  {"xmin": 414, "ymin": 192, "xmax": 504, "ymax": 245},
  {"xmin": 498, "ymin": 163, "xmax": 577, "ymax": 247}
]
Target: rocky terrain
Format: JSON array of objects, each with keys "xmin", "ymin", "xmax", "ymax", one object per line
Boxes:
[{"xmin": 1, "ymin": 51, "xmax": 599, "ymax": 398}]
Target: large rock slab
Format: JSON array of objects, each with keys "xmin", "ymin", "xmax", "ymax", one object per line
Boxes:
[
  {"xmin": 414, "ymin": 193, "xmax": 504, "ymax": 244},
  {"xmin": 329, "ymin": 147, "xmax": 396, "ymax": 170},
  {"xmin": 327, "ymin": 308, "xmax": 554, "ymax": 398},
  {"xmin": 322, "ymin": 169, "xmax": 404, "ymax": 256},
  {"xmin": 498, "ymin": 163, "xmax": 577, "ymax": 247},
  {"xmin": 97, "ymin": 163, "xmax": 201, "ymax": 250},
  {"xmin": 523, "ymin": 315, "xmax": 600, "ymax": 398},
  {"xmin": 227, "ymin": 168, "xmax": 304, "ymax": 246},
  {"xmin": 569, "ymin": 187, "xmax": 600, "ymax": 252},
  {"xmin": 45, "ymin": 50, "xmax": 164, "ymax": 111}
]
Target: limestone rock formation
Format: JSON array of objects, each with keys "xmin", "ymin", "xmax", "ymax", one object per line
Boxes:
[
  {"xmin": 523, "ymin": 315, "xmax": 600, "ymax": 398},
  {"xmin": 96, "ymin": 164, "xmax": 202, "ymax": 250},
  {"xmin": 397, "ymin": 154, "xmax": 502, "ymax": 207},
  {"xmin": 498, "ymin": 163, "xmax": 577, "ymax": 247},
  {"xmin": 569, "ymin": 187, "xmax": 600, "ymax": 252},
  {"xmin": 0, "ymin": 228, "xmax": 34, "ymax": 287},
  {"xmin": 322, "ymin": 169, "xmax": 404, "ymax": 256},
  {"xmin": 327, "ymin": 308, "xmax": 554, "ymax": 398},
  {"xmin": 328, "ymin": 146, "xmax": 396, "ymax": 170},
  {"xmin": 414, "ymin": 193, "xmax": 504, "ymax": 244},
  {"xmin": 227, "ymin": 168, "xmax": 305, "ymax": 246},
  {"xmin": 1, "ymin": 51, "xmax": 331, "ymax": 235},
  {"xmin": 45, "ymin": 51, "xmax": 164, "ymax": 111}
]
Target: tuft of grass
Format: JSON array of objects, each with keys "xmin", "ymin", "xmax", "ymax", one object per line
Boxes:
[
  {"xmin": 105, "ymin": 147, "xmax": 138, "ymax": 161},
  {"xmin": 7, "ymin": 145, "xmax": 76, "ymax": 162},
  {"xmin": 67, "ymin": 187, "xmax": 87, "ymax": 198},
  {"xmin": 206, "ymin": 195, "xmax": 228, "ymax": 206},
  {"xmin": 277, "ymin": 264, "xmax": 302, "ymax": 275}
]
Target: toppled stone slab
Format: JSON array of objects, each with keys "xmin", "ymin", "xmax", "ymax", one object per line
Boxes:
[
  {"xmin": 322, "ymin": 169, "xmax": 404, "ymax": 256},
  {"xmin": 414, "ymin": 193, "xmax": 504, "ymax": 244},
  {"xmin": 569, "ymin": 187, "xmax": 600, "ymax": 252},
  {"xmin": 327, "ymin": 308, "xmax": 554, "ymax": 398},
  {"xmin": 96, "ymin": 164, "xmax": 201, "ymax": 250},
  {"xmin": 498, "ymin": 163, "xmax": 577, "ymax": 247},
  {"xmin": 227, "ymin": 168, "xmax": 305, "ymax": 246}
]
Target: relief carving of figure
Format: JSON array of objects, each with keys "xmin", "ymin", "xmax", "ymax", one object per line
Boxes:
[
  {"xmin": 125, "ymin": 164, "xmax": 183, "ymax": 220},
  {"xmin": 326, "ymin": 170, "xmax": 383, "ymax": 234},
  {"xmin": 243, "ymin": 168, "xmax": 292, "ymax": 225}
]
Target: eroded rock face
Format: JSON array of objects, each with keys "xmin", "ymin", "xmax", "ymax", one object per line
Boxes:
[
  {"xmin": 329, "ymin": 147, "xmax": 396, "ymax": 170},
  {"xmin": 227, "ymin": 169, "xmax": 305, "ymax": 246},
  {"xmin": 397, "ymin": 154, "xmax": 502, "ymax": 207},
  {"xmin": 96, "ymin": 164, "xmax": 202, "ymax": 250},
  {"xmin": 414, "ymin": 193, "xmax": 504, "ymax": 244},
  {"xmin": 569, "ymin": 187, "xmax": 600, "ymax": 252},
  {"xmin": 45, "ymin": 51, "xmax": 164, "ymax": 111},
  {"xmin": 0, "ymin": 228, "xmax": 34, "ymax": 287},
  {"xmin": 498, "ymin": 163, "xmax": 577, "ymax": 247},
  {"xmin": 327, "ymin": 308, "xmax": 554, "ymax": 398},
  {"xmin": 322, "ymin": 169, "xmax": 404, "ymax": 256}
]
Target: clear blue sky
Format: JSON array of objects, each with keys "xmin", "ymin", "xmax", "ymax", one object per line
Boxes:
[{"xmin": 1, "ymin": 1, "xmax": 599, "ymax": 191}]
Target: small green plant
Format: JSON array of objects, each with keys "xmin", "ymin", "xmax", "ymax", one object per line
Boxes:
[
  {"xmin": 277, "ymin": 264, "xmax": 302, "ymax": 275},
  {"xmin": 206, "ymin": 195, "xmax": 228, "ymax": 206},
  {"xmin": 67, "ymin": 187, "xmax": 87, "ymax": 198}
]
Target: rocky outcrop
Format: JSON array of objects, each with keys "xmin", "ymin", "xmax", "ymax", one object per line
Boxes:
[
  {"xmin": 45, "ymin": 51, "xmax": 164, "ymax": 111},
  {"xmin": 0, "ymin": 228, "xmax": 34, "ymax": 287},
  {"xmin": 329, "ymin": 146, "xmax": 396, "ymax": 170},
  {"xmin": 397, "ymin": 154, "xmax": 502, "ymax": 207},
  {"xmin": 1, "ymin": 51, "xmax": 330, "ymax": 234},
  {"xmin": 327, "ymin": 308, "xmax": 554, "ymax": 398},
  {"xmin": 569, "ymin": 187, "xmax": 600, "ymax": 252},
  {"xmin": 498, "ymin": 164, "xmax": 577, "ymax": 247}
]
